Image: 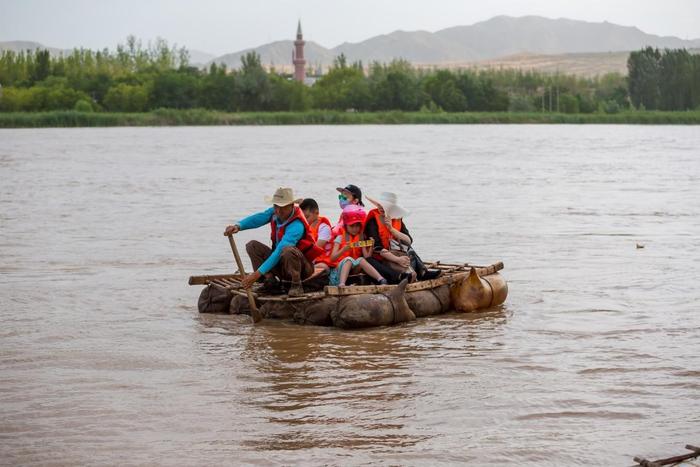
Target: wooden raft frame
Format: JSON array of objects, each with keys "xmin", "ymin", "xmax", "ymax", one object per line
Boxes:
[{"xmin": 188, "ymin": 261, "xmax": 504, "ymax": 303}]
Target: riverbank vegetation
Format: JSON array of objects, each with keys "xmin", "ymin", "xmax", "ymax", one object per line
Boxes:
[
  {"xmin": 1, "ymin": 37, "xmax": 698, "ymax": 125},
  {"xmin": 1, "ymin": 109, "xmax": 699, "ymax": 128}
]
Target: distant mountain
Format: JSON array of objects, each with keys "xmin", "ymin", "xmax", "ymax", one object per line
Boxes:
[
  {"xmin": 213, "ymin": 40, "xmax": 336, "ymax": 70},
  {"xmin": 188, "ymin": 49, "xmax": 216, "ymax": 66},
  {"xmin": 5, "ymin": 16, "xmax": 700, "ymax": 74},
  {"xmin": 211, "ymin": 15, "xmax": 700, "ymax": 69}
]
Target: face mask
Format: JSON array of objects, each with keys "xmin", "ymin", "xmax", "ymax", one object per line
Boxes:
[{"xmin": 338, "ymin": 194, "xmax": 350, "ymax": 209}]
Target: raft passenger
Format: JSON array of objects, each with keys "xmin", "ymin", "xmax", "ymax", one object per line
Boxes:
[
  {"xmin": 329, "ymin": 205, "xmax": 388, "ymax": 287},
  {"xmin": 364, "ymin": 192, "xmax": 441, "ymax": 283},
  {"xmin": 337, "ymin": 184, "xmax": 364, "ymax": 209},
  {"xmin": 223, "ymin": 187, "xmax": 323, "ymax": 297},
  {"xmin": 335, "ymin": 184, "xmax": 364, "ymax": 230},
  {"xmin": 300, "ymin": 198, "xmax": 332, "ymax": 249}
]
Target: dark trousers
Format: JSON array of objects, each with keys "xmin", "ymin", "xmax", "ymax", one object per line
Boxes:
[
  {"xmin": 246, "ymin": 240, "xmax": 314, "ymax": 285},
  {"xmin": 366, "ymin": 257, "xmax": 404, "ymax": 284}
]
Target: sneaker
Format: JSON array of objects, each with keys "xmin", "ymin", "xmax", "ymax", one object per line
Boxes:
[
  {"xmin": 420, "ymin": 269, "xmax": 443, "ymax": 281},
  {"xmin": 398, "ymin": 272, "xmax": 414, "ymax": 283}
]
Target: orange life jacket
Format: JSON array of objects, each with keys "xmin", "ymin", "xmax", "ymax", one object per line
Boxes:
[
  {"xmin": 308, "ymin": 216, "xmax": 331, "ymax": 243},
  {"xmin": 270, "ymin": 206, "xmax": 324, "ymax": 262},
  {"xmin": 335, "ymin": 227, "xmax": 364, "ymax": 261},
  {"xmin": 315, "ymin": 225, "xmax": 364, "ymax": 268},
  {"xmin": 365, "ymin": 208, "xmax": 403, "ymax": 251}
]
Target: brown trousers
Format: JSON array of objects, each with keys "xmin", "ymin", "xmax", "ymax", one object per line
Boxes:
[{"xmin": 246, "ymin": 240, "xmax": 314, "ymax": 285}]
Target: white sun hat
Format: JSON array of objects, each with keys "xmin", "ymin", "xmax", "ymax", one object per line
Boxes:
[{"xmin": 366, "ymin": 192, "xmax": 409, "ymax": 219}]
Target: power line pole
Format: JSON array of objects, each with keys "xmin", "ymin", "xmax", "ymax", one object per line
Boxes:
[{"xmin": 542, "ymin": 89, "xmax": 545, "ymax": 112}]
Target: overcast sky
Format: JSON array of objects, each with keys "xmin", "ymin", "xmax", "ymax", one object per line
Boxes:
[{"xmin": 1, "ymin": 0, "xmax": 698, "ymax": 56}]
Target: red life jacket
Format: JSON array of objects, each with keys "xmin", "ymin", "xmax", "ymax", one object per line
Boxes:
[
  {"xmin": 366, "ymin": 208, "xmax": 403, "ymax": 251},
  {"xmin": 308, "ymin": 216, "xmax": 331, "ymax": 243},
  {"xmin": 269, "ymin": 206, "xmax": 324, "ymax": 262}
]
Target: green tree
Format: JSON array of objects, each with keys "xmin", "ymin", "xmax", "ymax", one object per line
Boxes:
[
  {"xmin": 628, "ymin": 47, "xmax": 661, "ymax": 110},
  {"xmin": 368, "ymin": 60, "xmax": 423, "ymax": 111},
  {"xmin": 576, "ymin": 93, "xmax": 597, "ymax": 113},
  {"xmin": 692, "ymin": 55, "xmax": 700, "ymax": 109},
  {"xmin": 422, "ymin": 70, "xmax": 467, "ymax": 112},
  {"xmin": 455, "ymin": 73, "xmax": 487, "ymax": 110},
  {"xmin": 268, "ymin": 75, "xmax": 311, "ymax": 111},
  {"xmin": 150, "ymin": 70, "xmax": 198, "ymax": 109},
  {"xmin": 658, "ymin": 49, "xmax": 694, "ymax": 110},
  {"xmin": 199, "ymin": 63, "xmax": 238, "ymax": 111},
  {"xmin": 508, "ymin": 95, "xmax": 536, "ymax": 112},
  {"xmin": 312, "ymin": 66, "xmax": 369, "ymax": 110},
  {"xmin": 74, "ymin": 99, "xmax": 93, "ymax": 112},
  {"xmin": 480, "ymin": 79, "xmax": 509, "ymax": 111},
  {"xmin": 236, "ymin": 52, "xmax": 270, "ymax": 111},
  {"xmin": 595, "ymin": 73, "xmax": 629, "ymax": 109},
  {"xmin": 31, "ymin": 50, "xmax": 51, "ymax": 83},
  {"xmin": 104, "ymin": 83, "xmax": 150, "ymax": 111},
  {"xmin": 558, "ymin": 93, "xmax": 580, "ymax": 113}
]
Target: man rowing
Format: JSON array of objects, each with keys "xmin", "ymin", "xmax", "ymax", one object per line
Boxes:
[{"xmin": 223, "ymin": 187, "xmax": 323, "ymax": 297}]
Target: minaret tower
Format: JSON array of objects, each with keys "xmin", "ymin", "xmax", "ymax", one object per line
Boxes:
[{"xmin": 292, "ymin": 20, "xmax": 306, "ymax": 82}]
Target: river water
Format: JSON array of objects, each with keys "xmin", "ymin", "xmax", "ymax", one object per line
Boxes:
[{"xmin": 1, "ymin": 125, "xmax": 699, "ymax": 466}]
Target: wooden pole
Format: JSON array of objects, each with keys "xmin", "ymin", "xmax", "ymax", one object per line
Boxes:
[
  {"xmin": 227, "ymin": 235, "xmax": 262, "ymax": 323},
  {"xmin": 633, "ymin": 444, "xmax": 700, "ymax": 466}
]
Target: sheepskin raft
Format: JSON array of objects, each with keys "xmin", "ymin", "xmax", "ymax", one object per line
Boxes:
[{"xmin": 189, "ymin": 261, "xmax": 508, "ymax": 329}]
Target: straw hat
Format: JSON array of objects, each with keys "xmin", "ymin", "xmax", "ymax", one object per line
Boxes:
[
  {"xmin": 265, "ymin": 187, "xmax": 302, "ymax": 207},
  {"xmin": 366, "ymin": 192, "xmax": 409, "ymax": 219}
]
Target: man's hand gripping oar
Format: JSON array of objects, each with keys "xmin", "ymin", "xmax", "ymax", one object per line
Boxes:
[{"xmin": 224, "ymin": 225, "xmax": 262, "ymax": 323}]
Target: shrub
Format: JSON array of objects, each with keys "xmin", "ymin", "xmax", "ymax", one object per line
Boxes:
[
  {"xmin": 603, "ymin": 100, "xmax": 621, "ymax": 114},
  {"xmin": 104, "ymin": 83, "xmax": 149, "ymax": 112},
  {"xmin": 508, "ymin": 95, "xmax": 536, "ymax": 112},
  {"xmin": 559, "ymin": 93, "xmax": 580, "ymax": 113},
  {"xmin": 74, "ymin": 99, "xmax": 93, "ymax": 112}
]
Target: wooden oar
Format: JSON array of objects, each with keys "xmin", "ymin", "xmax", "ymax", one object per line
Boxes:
[{"xmin": 227, "ymin": 234, "xmax": 262, "ymax": 323}]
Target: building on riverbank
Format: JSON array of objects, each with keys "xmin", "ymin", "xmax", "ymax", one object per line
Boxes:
[{"xmin": 292, "ymin": 20, "xmax": 306, "ymax": 83}]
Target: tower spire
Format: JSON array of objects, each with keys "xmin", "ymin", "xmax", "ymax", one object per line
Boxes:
[{"xmin": 293, "ymin": 19, "xmax": 306, "ymax": 83}]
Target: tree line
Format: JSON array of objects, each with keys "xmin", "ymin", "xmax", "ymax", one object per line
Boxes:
[
  {"xmin": 0, "ymin": 37, "xmax": 697, "ymax": 113},
  {"xmin": 628, "ymin": 47, "xmax": 700, "ymax": 111}
]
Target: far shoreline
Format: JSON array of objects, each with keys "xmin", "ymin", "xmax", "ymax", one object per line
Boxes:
[{"xmin": 1, "ymin": 109, "xmax": 699, "ymax": 128}]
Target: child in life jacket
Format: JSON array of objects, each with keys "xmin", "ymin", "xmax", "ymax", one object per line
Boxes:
[
  {"xmin": 300, "ymin": 198, "xmax": 332, "ymax": 250},
  {"xmin": 301, "ymin": 198, "xmax": 335, "ymax": 281},
  {"xmin": 329, "ymin": 205, "xmax": 388, "ymax": 287}
]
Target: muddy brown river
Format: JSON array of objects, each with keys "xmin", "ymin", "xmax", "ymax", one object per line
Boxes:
[{"xmin": 1, "ymin": 125, "xmax": 699, "ymax": 466}]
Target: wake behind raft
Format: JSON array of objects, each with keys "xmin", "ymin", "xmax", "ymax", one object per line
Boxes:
[{"xmin": 189, "ymin": 261, "xmax": 508, "ymax": 329}]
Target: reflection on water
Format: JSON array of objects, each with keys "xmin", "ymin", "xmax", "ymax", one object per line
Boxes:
[
  {"xmin": 1, "ymin": 125, "xmax": 699, "ymax": 465},
  {"xmin": 195, "ymin": 309, "xmax": 509, "ymax": 454}
]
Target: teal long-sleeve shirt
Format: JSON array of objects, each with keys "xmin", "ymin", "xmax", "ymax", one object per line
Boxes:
[{"xmin": 238, "ymin": 207, "xmax": 304, "ymax": 275}]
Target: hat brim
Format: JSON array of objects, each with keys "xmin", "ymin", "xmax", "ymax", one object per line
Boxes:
[
  {"xmin": 365, "ymin": 195, "xmax": 382, "ymax": 209},
  {"xmin": 386, "ymin": 204, "xmax": 409, "ymax": 219},
  {"xmin": 366, "ymin": 196, "xmax": 408, "ymax": 219},
  {"xmin": 264, "ymin": 196, "xmax": 303, "ymax": 207}
]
